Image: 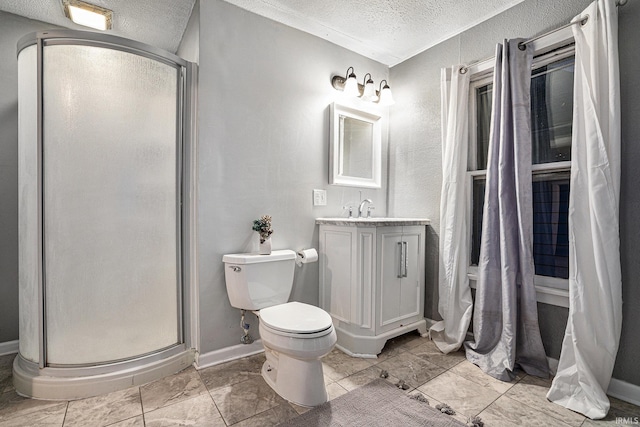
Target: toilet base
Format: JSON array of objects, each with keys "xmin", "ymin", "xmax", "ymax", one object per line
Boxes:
[{"xmin": 261, "ymin": 347, "xmax": 328, "ymax": 407}]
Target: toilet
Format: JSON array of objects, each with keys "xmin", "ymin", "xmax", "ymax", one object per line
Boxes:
[{"xmin": 222, "ymin": 249, "xmax": 337, "ymax": 407}]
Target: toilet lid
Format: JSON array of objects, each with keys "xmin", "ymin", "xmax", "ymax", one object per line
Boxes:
[{"xmin": 260, "ymin": 302, "xmax": 333, "ymax": 334}]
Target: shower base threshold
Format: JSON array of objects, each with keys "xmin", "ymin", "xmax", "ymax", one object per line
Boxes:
[{"xmin": 12, "ymin": 347, "xmax": 195, "ymax": 400}]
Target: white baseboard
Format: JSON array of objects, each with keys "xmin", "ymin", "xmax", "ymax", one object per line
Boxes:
[
  {"xmin": 608, "ymin": 378, "xmax": 640, "ymax": 407},
  {"xmin": 0, "ymin": 340, "xmax": 19, "ymax": 356},
  {"xmin": 194, "ymin": 340, "xmax": 264, "ymax": 370}
]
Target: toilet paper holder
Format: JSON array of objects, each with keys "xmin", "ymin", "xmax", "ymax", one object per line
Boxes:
[{"xmin": 296, "ymin": 248, "xmax": 318, "ymax": 266}]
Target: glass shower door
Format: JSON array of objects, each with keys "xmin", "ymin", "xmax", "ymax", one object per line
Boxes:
[{"xmin": 43, "ymin": 44, "xmax": 181, "ymax": 365}]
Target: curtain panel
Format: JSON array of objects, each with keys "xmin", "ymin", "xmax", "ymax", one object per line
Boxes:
[
  {"xmin": 464, "ymin": 39, "xmax": 549, "ymax": 381},
  {"xmin": 546, "ymin": 0, "xmax": 622, "ymax": 419},
  {"xmin": 430, "ymin": 66, "xmax": 473, "ymax": 353}
]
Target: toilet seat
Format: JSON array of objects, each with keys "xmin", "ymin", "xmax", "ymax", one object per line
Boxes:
[{"xmin": 260, "ymin": 302, "xmax": 333, "ymax": 336}]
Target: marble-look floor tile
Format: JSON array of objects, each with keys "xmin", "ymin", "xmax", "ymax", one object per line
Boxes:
[
  {"xmin": 384, "ymin": 331, "xmax": 427, "ymax": 352},
  {"xmin": 7, "ymin": 347, "xmax": 638, "ymax": 427},
  {"xmin": 609, "ymin": 396, "xmax": 640, "ymax": 416},
  {"xmin": 141, "ymin": 366, "xmax": 207, "ymax": 412},
  {"xmin": 105, "ymin": 415, "xmax": 144, "ymax": 427},
  {"xmin": 63, "ymin": 386, "xmax": 142, "ymax": 427},
  {"xmin": 288, "ymin": 402, "xmax": 312, "ymax": 415},
  {"xmin": 376, "ymin": 351, "xmax": 446, "ymax": 388},
  {"xmin": 144, "ymin": 394, "xmax": 225, "ymax": 427},
  {"xmin": 505, "ymin": 375, "xmax": 585, "ymax": 427},
  {"xmin": 336, "ymin": 365, "xmax": 400, "ymax": 392},
  {"xmin": 449, "ymin": 360, "xmax": 520, "ymax": 394},
  {"xmin": 198, "ymin": 353, "xmax": 265, "ymax": 392},
  {"xmin": 0, "ymin": 355, "xmax": 14, "ymax": 371},
  {"xmin": 323, "ymin": 374, "xmax": 334, "ymax": 386},
  {"xmin": 418, "ymin": 370, "xmax": 501, "ymax": 418},
  {"xmin": 0, "ymin": 373, "xmax": 13, "ymax": 395},
  {"xmin": 408, "ymin": 340, "xmax": 466, "ymax": 369},
  {"xmin": 477, "ymin": 394, "xmax": 575, "ymax": 427},
  {"xmin": 0, "ymin": 400, "xmax": 66, "ymax": 427},
  {"xmin": 230, "ymin": 403, "xmax": 299, "ymax": 427},
  {"xmin": 373, "ymin": 341, "xmax": 407, "ymax": 362},
  {"xmin": 321, "ymin": 349, "xmax": 374, "ymax": 381},
  {"xmin": 581, "ymin": 404, "xmax": 640, "ymax": 426},
  {"xmin": 0, "ymin": 355, "xmax": 14, "ymax": 396},
  {"xmin": 209, "ymin": 376, "xmax": 285, "ymax": 425},
  {"xmin": 374, "ymin": 347, "xmax": 404, "ymax": 363},
  {"xmin": 0, "ymin": 391, "xmax": 67, "ymax": 424},
  {"xmin": 326, "ymin": 382, "xmax": 348, "ymax": 401}
]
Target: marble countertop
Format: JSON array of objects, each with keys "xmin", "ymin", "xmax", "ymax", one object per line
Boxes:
[{"xmin": 316, "ymin": 217, "xmax": 430, "ymax": 226}]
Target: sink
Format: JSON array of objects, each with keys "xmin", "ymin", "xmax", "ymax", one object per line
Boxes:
[{"xmin": 315, "ymin": 217, "xmax": 430, "ymax": 226}]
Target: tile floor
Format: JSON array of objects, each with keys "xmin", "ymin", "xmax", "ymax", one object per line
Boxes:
[{"xmin": 0, "ymin": 332, "xmax": 638, "ymax": 426}]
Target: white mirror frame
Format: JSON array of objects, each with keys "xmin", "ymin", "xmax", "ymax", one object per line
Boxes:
[{"xmin": 329, "ymin": 102, "xmax": 382, "ymax": 188}]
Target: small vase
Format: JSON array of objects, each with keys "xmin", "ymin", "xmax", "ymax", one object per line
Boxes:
[{"xmin": 259, "ymin": 237, "xmax": 272, "ymax": 255}]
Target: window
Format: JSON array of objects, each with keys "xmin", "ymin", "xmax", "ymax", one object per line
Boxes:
[{"xmin": 468, "ymin": 50, "xmax": 575, "ymax": 291}]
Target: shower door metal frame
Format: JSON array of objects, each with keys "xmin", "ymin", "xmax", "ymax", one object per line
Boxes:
[{"xmin": 17, "ymin": 30, "xmax": 196, "ymax": 373}]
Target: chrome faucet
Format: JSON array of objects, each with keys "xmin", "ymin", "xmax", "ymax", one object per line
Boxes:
[{"xmin": 358, "ymin": 199, "xmax": 373, "ymax": 218}]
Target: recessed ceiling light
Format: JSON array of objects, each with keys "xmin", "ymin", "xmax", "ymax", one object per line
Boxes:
[{"xmin": 63, "ymin": 0, "xmax": 113, "ymax": 31}]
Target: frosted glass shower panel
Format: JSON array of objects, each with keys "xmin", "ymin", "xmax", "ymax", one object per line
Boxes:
[
  {"xmin": 43, "ymin": 44, "xmax": 180, "ymax": 365},
  {"xmin": 17, "ymin": 45, "xmax": 39, "ymax": 363}
]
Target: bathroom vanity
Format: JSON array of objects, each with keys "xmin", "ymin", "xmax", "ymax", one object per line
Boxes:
[{"xmin": 316, "ymin": 217, "xmax": 430, "ymax": 358}]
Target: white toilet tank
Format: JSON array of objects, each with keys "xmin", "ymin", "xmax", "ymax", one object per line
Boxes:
[{"xmin": 222, "ymin": 249, "xmax": 296, "ymax": 310}]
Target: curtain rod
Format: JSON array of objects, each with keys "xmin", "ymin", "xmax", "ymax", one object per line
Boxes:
[{"xmin": 460, "ymin": 0, "xmax": 627, "ymax": 74}]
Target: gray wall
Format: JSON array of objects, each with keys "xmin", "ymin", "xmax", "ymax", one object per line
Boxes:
[
  {"xmin": 196, "ymin": 0, "xmax": 389, "ymax": 354},
  {"xmin": 389, "ymin": 0, "xmax": 640, "ymax": 386},
  {"xmin": 177, "ymin": 0, "xmax": 199, "ymax": 65},
  {"xmin": 0, "ymin": 12, "xmax": 61, "ymax": 344}
]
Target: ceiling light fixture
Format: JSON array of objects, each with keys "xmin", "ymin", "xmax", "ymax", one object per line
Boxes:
[{"xmin": 63, "ymin": 0, "xmax": 113, "ymax": 31}]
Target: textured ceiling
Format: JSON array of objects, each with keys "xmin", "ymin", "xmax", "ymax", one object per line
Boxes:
[
  {"xmin": 222, "ymin": 0, "xmax": 526, "ymax": 66},
  {"xmin": 0, "ymin": 0, "xmax": 196, "ymax": 53},
  {"xmin": 0, "ymin": 0, "xmax": 525, "ymax": 65}
]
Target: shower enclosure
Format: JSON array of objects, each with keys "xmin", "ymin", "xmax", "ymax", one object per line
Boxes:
[{"xmin": 14, "ymin": 30, "xmax": 196, "ymax": 399}]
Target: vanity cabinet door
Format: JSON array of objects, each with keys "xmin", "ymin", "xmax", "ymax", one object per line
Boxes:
[
  {"xmin": 319, "ymin": 226, "xmax": 357, "ymax": 324},
  {"xmin": 377, "ymin": 226, "xmax": 424, "ymax": 334},
  {"xmin": 319, "ymin": 225, "xmax": 375, "ymax": 330}
]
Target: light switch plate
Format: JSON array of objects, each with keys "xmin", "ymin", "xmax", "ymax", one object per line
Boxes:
[{"xmin": 313, "ymin": 189, "xmax": 327, "ymax": 206}]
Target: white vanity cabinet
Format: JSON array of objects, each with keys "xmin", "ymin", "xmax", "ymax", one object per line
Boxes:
[{"xmin": 317, "ymin": 218, "xmax": 429, "ymax": 358}]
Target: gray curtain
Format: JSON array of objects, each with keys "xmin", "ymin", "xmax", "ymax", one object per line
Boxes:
[{"xmin": 464, "ymin": 39, "xmax": 549, "ymax": 382}]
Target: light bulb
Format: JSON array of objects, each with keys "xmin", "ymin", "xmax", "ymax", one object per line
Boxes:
[
  {"xmin": 343, "ymin": 72, "xmax": 359, "ymax": 97},
  {"xmin": 361, "ymin": 75, "xmax": 378, "ymax": 102},
  {"xmin": 378, "ymin": 81, "xmax": 395, "ymax": 106}
]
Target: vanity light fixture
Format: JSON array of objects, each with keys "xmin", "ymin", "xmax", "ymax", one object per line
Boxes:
[
  {"xmin": 377, "ymin": 80, "xmax": 395, "ymax": 106},
  {"xmin": 361, "ymin": 73, "xmax": 378, "ymax": 102},
  {"xmin": 331, "ymin": 67, "xmax": 394, "ymax": 105},
  {"xmin": 63, "ymin": 0, "xmax": 113, "ymax": 31}
]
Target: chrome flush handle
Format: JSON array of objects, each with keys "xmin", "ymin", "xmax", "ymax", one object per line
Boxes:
[{"xmin": 229, "ymin": 266, "xmax": 241, "ymax": 272}]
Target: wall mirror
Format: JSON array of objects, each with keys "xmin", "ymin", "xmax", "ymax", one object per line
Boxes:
[{"xmin": 330, "ymin": 102, "xmax": 382, "ymax": 188}]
